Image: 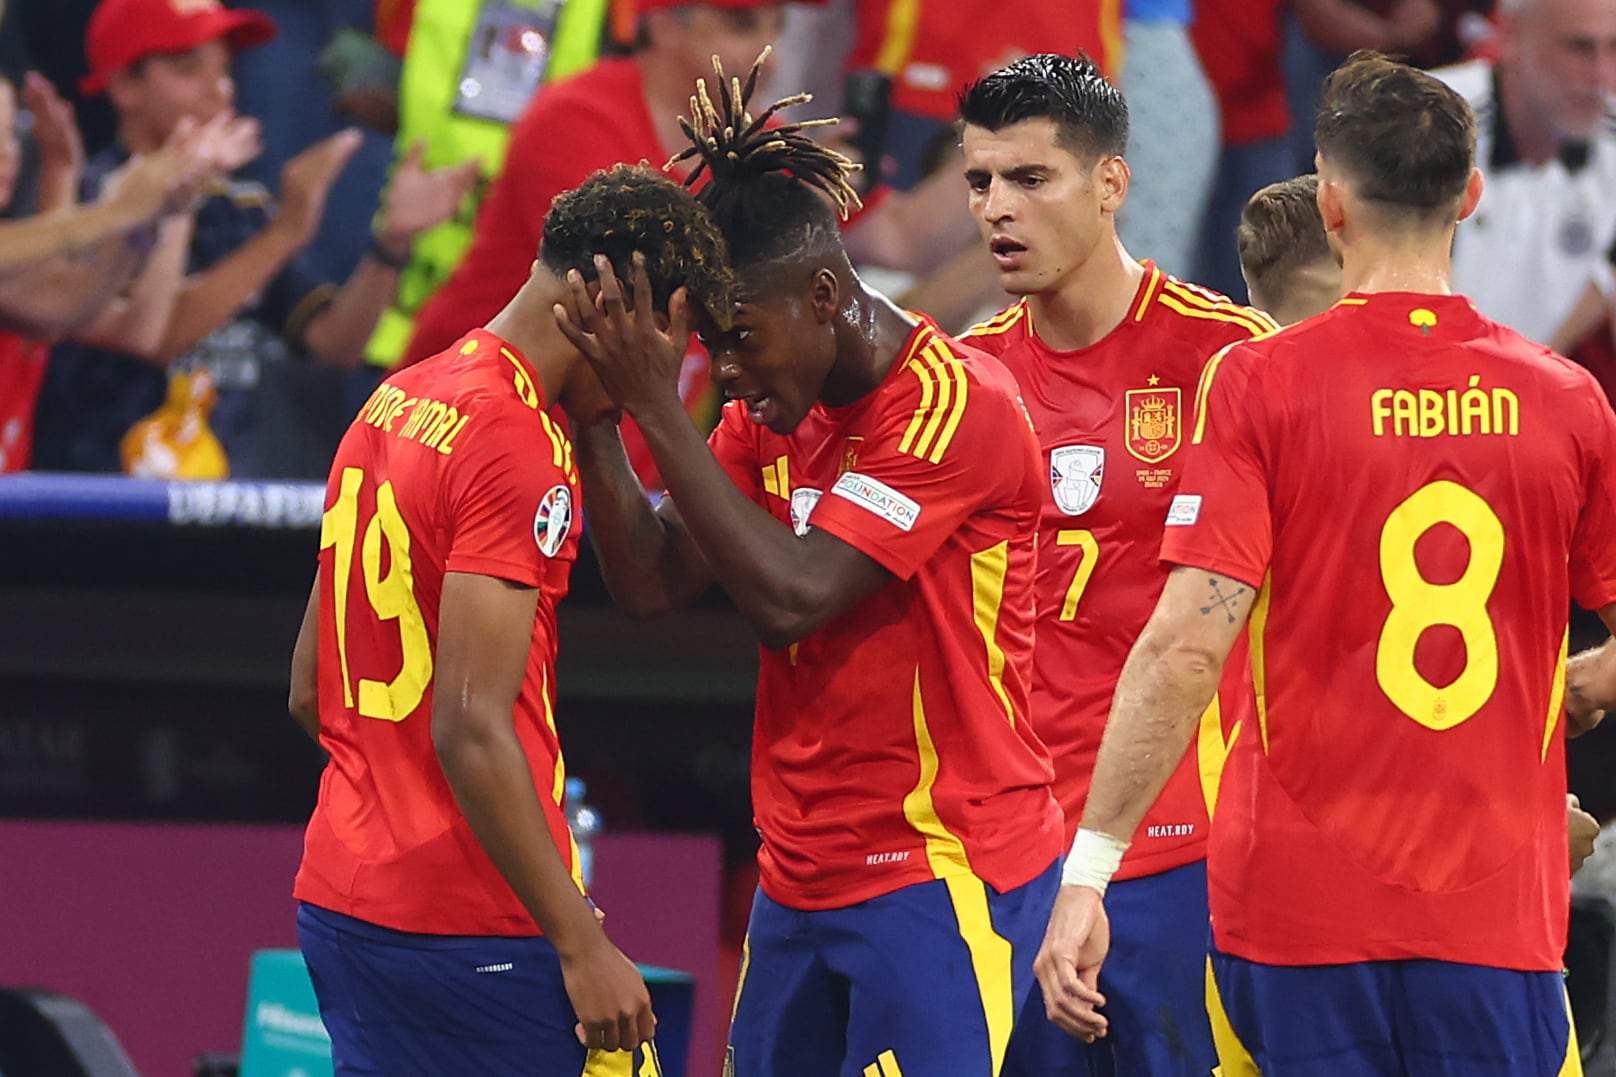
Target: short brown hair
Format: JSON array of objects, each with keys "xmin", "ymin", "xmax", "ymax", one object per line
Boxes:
[
  {"xmin": 1237, "ymin": 175, "xmax": 1330, "ymax": 310},
  {"xmin": 1314, "ymin": 51, "xmax": 1475, "ymax": 223}
]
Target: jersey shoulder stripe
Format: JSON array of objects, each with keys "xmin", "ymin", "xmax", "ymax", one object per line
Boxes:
[
  {"xmin": 1157, "ymin": 279, "xmax": 1278, "ymax": 337},
  {"xmin": 897, "ymin": 337, "xmax": 972, "ymax": 464},
  {"xmin": 963, "ymin": 302, "xmax": 1027, "ymax": 339}
]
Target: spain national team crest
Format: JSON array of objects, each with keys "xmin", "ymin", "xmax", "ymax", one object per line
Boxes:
[
  {"xmin": 1050, "ymin": 445, "xmax": 1104, "ymax": 516},
  {"xmin": 533, "ymin": 484, "xmax": 573, "ymax": 557},
  {"xmin": 1125, "ymin": 387, "xmax": 1181, "ymax": 464}
]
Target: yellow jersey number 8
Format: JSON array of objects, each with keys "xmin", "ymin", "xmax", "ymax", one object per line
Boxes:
[
  {"xmin": 320, "ymin": 466, "xmax": 434, "ymax": 721},
  {"xmin": 1375, "ymin": 479, "xmax": 1504, "ymax": 730}
]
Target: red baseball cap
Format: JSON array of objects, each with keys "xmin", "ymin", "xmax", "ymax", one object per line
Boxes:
[{"xmin": 81, "ymin": 0, "xmax": 276, "ymax": 95}]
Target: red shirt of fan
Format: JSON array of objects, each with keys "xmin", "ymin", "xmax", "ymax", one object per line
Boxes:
[
  {"xmin": 966, "ymin": 264, "xmax": 1276, "ymax": 880},
  {"xmin": 708, "ymin": 316, "xmax": 1062, "ymax": 910},
  {"xmin": 295, "ymin": 329, "xmax": 582, "ymax": 935},
  {"xmin": 0, "ymin": 332, "xmax": 48, "ymax": 472},
  {"xmin": 1164, "ymin": 293, "xmax": 1616, "ymax": 970}
]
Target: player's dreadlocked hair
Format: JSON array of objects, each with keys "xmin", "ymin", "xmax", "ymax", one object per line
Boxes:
[
  {"xmin": 667, "ymin": 48, "xmax": 861, "ymax": 274},
  {"xmin": 540, "ymin": 163, "xmax": 736, "ymax": 329}
]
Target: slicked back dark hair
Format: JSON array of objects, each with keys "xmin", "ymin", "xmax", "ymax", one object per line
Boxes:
[
  {"xmin": 957, "ymin": 52, "xmax": 1128, "ymax": 161},
  {"xmin": 669, "ymin": 48, "xmax": 863, "ymax": 277},
  {"xmin": 540, "ymin": 163, "xmax": 736, "ymax": 329},
  {"xmin": 1315, "ymin": 51, "xmax": 1475, "ymax": 223}
]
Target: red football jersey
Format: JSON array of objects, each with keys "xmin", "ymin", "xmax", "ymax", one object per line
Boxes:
[
  {"xmin": 708, "ymin": 317, "xmax": 1063, "ymax": 910},
  {"xmin": 295, "ymin": 329, "xmax": 583, "ymax": 936},
  {"xmin": 1163, "ymin": 293, "xmax": 1616, "ymax": 970},
  {"xmin": 966, "ymin": 265, "xmax": 1276, "ymax": 879}
]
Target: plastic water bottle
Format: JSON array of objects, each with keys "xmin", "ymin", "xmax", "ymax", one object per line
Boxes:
[{"xmin": 564, "ymin": 776, "xmax": 602, "ymax": 891}]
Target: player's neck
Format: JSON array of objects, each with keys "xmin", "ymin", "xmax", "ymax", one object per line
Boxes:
[
  {"xmin": 1339, "ymin": 238, "xmax": 1456, "ymax": 298},
  {"xmin": 1026, "ymin": 237, "xmax": 1145, "ymax": 352},
  {"xmin": 821, "ymin": 277, "xmax": 920, "ymax": 408},
  {"xmin": 486, "ymin": 274, "xmax": 572, "ymax": 405}
]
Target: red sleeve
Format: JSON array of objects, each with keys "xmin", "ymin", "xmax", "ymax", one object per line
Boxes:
[
  {"xmin": 1159, "ymin": 343, "xmax": 1273, "ymax": 589},
  {"xmin": 1570, "ymin": 377, "xmax": 1616, "ymax": 611},
  {"xmin": 807, "ymin": 364, "xmax": 1024, "ymax": 579},
  {"xmin": 443, "ymin": 407, "xmax": 574, "ymax": 586},
  {"xmin": 707, "ymin": 402, "xmax": 762, "ymax": 501}
]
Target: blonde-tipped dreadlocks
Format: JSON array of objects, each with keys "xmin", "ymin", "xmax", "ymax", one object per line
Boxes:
[{"xmin": 668, "ymin": 47, "xmax": 863, "ymax": 221}]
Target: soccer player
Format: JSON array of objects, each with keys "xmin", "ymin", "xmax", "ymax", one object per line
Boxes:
[
  {"xmin": 1038, "ymin": 51, "xmax": 1616, "ymax": 1074},
  {"xmin": 287, "ymin": 164, "xmax": 735, "ymax": 1075},
  {"xmin": 1235, "ymin": 174, "xmax": 1341, "ymax": 328},
  {"xmin": 553, "ymin": 56, "xmax": 1063, "ymax": 1077},
  {"xmin": 1238, "ymin": 173, "xmax": 1609, "ymax": 883},
  {"xmin": 956, "ymin": 52, "xmax": 1276, "ymax": 1076}
]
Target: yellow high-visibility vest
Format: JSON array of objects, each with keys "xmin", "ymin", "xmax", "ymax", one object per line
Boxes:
[{"xmin": 365, "ymin": 0, "xmax": 607, "ymax": 367}]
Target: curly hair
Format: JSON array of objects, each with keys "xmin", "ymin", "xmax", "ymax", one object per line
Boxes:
[
  {"xmin": 667, "ymin": 48, "xmax": 862, "ymax": 272},
  {"xmin": 540, "ymin": 162, "xmax": 736, "ymax": 329}
]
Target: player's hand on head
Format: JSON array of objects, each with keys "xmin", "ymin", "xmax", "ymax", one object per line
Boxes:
[
  {"xmin": 552, "ymin": 251, "xmax": 689, "ymax": 419},
  {"xmin": 559, "ymin": 932, "xmax": 656, "ymax": 1053},
  {"xmin": 1033, "ymin": 885, "xmax": 1110, "ymax": 1043}
]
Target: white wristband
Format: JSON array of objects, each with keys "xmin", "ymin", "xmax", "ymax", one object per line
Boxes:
[{"xmin": 1061, "ymin": 828, "xmax": 1129, "ymax": 896}]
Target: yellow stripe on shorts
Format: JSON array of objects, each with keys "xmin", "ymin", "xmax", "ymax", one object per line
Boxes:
[{"xmin": 1204, "ymin": 957, "xmax": 1260, "ymax": 1076}]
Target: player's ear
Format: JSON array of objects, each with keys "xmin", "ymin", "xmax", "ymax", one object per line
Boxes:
[
  {"xmin": 808, "ymin": 266, "xmax": 840, "ymax": 325},
  {"xmin": 1097, "ymin": 154, "xmax": 1129, "ymax": 213},
  {"xmin": 1317, "ymin": 178, "xmax": 1346, "ymax": 237},
  {"xmin": 1456, "ymin": 168, "xmax": 1483, "ymax": 223}
]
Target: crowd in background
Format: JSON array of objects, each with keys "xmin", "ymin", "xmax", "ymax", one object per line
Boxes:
[{"xmin": 0, "ymin": 0, "xmax": 1609, "ymax": 484}]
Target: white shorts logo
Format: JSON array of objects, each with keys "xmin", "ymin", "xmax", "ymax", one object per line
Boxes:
[
  {"xmin": 1049, "ymin": 445, "xmax": 1104, "ymax": 516},
  {"xmin": 789, "ymin": 487, "xmax": 823, "ymax": 536},
  {"xmin": 831, "ymin": 472, "xmax": 920, "ymax": 532},
  {"xmin": 1165, "ymin": 494, "xmax": 1202, "ymax": 527},
  {"xmin": 534, "ymin": 485, "xmax": 573, "ymax": 556}
]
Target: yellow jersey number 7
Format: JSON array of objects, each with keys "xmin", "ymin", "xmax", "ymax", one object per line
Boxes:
[
  {"xmin": 320, "ymin": 466, "xmax": 434, "ymax": 721},
  {"xmin": 1056, "ymin": 529, "xmax": 1099, "ymax": 620}
]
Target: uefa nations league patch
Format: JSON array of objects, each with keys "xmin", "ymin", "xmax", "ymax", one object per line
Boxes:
[{"xmin": 534, "ymin": 485, "xmax": 573, "ymax": 557}]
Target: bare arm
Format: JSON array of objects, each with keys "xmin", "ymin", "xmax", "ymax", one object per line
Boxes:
[
  {"xmin": 844, "ymin": 162, "xmax": 981, "ymax": 274},
  {"xmin": 288, "ymin": 576, "xmax": 321, "ymax": 742},
  {"xmin": 557, "ymin": 261, "xmax": 891, "ymax": 648},
  {"xmin": 896, "ymin": 243, "xmax": 1006, "ymax": 335},
  {"xmin": 71, "ymin": 214, "xmax": 195, "ymax": 359},
  {"xmin": 1080, "ymin": 567, "xmax": 1255, "ymax": 839},
  {"xmin": 1292, "ymin": 0, "xmax": 1441, "ymax": 53},
  {"xmin": 1565, "ymin": 603, "xmax": 1616, "ymax": 735},
  {"xmin": 0, "ymin": 110, "xmax": 261, "ymax": 338},
  {"xmin": 301, "ymin": 142, "xmax": 481, "ymax": 368},
  {"xmin": 1034, "ymin": 566, "xmax": 1254, "ymax": 1043},
  {"xmin": 432, "ymin": 570, "xmax": 654, "ymax": 1052},
  {"xmin": 571, "ymin": 419, "xmax": 717, "ymax": 619},
  {"xmin": 629, "ymin": 394, "xmax": 891, "ymax": 648},
  {"xmin": 0, "ymin": 207, "xmax": 155, "ymax": 335}
]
